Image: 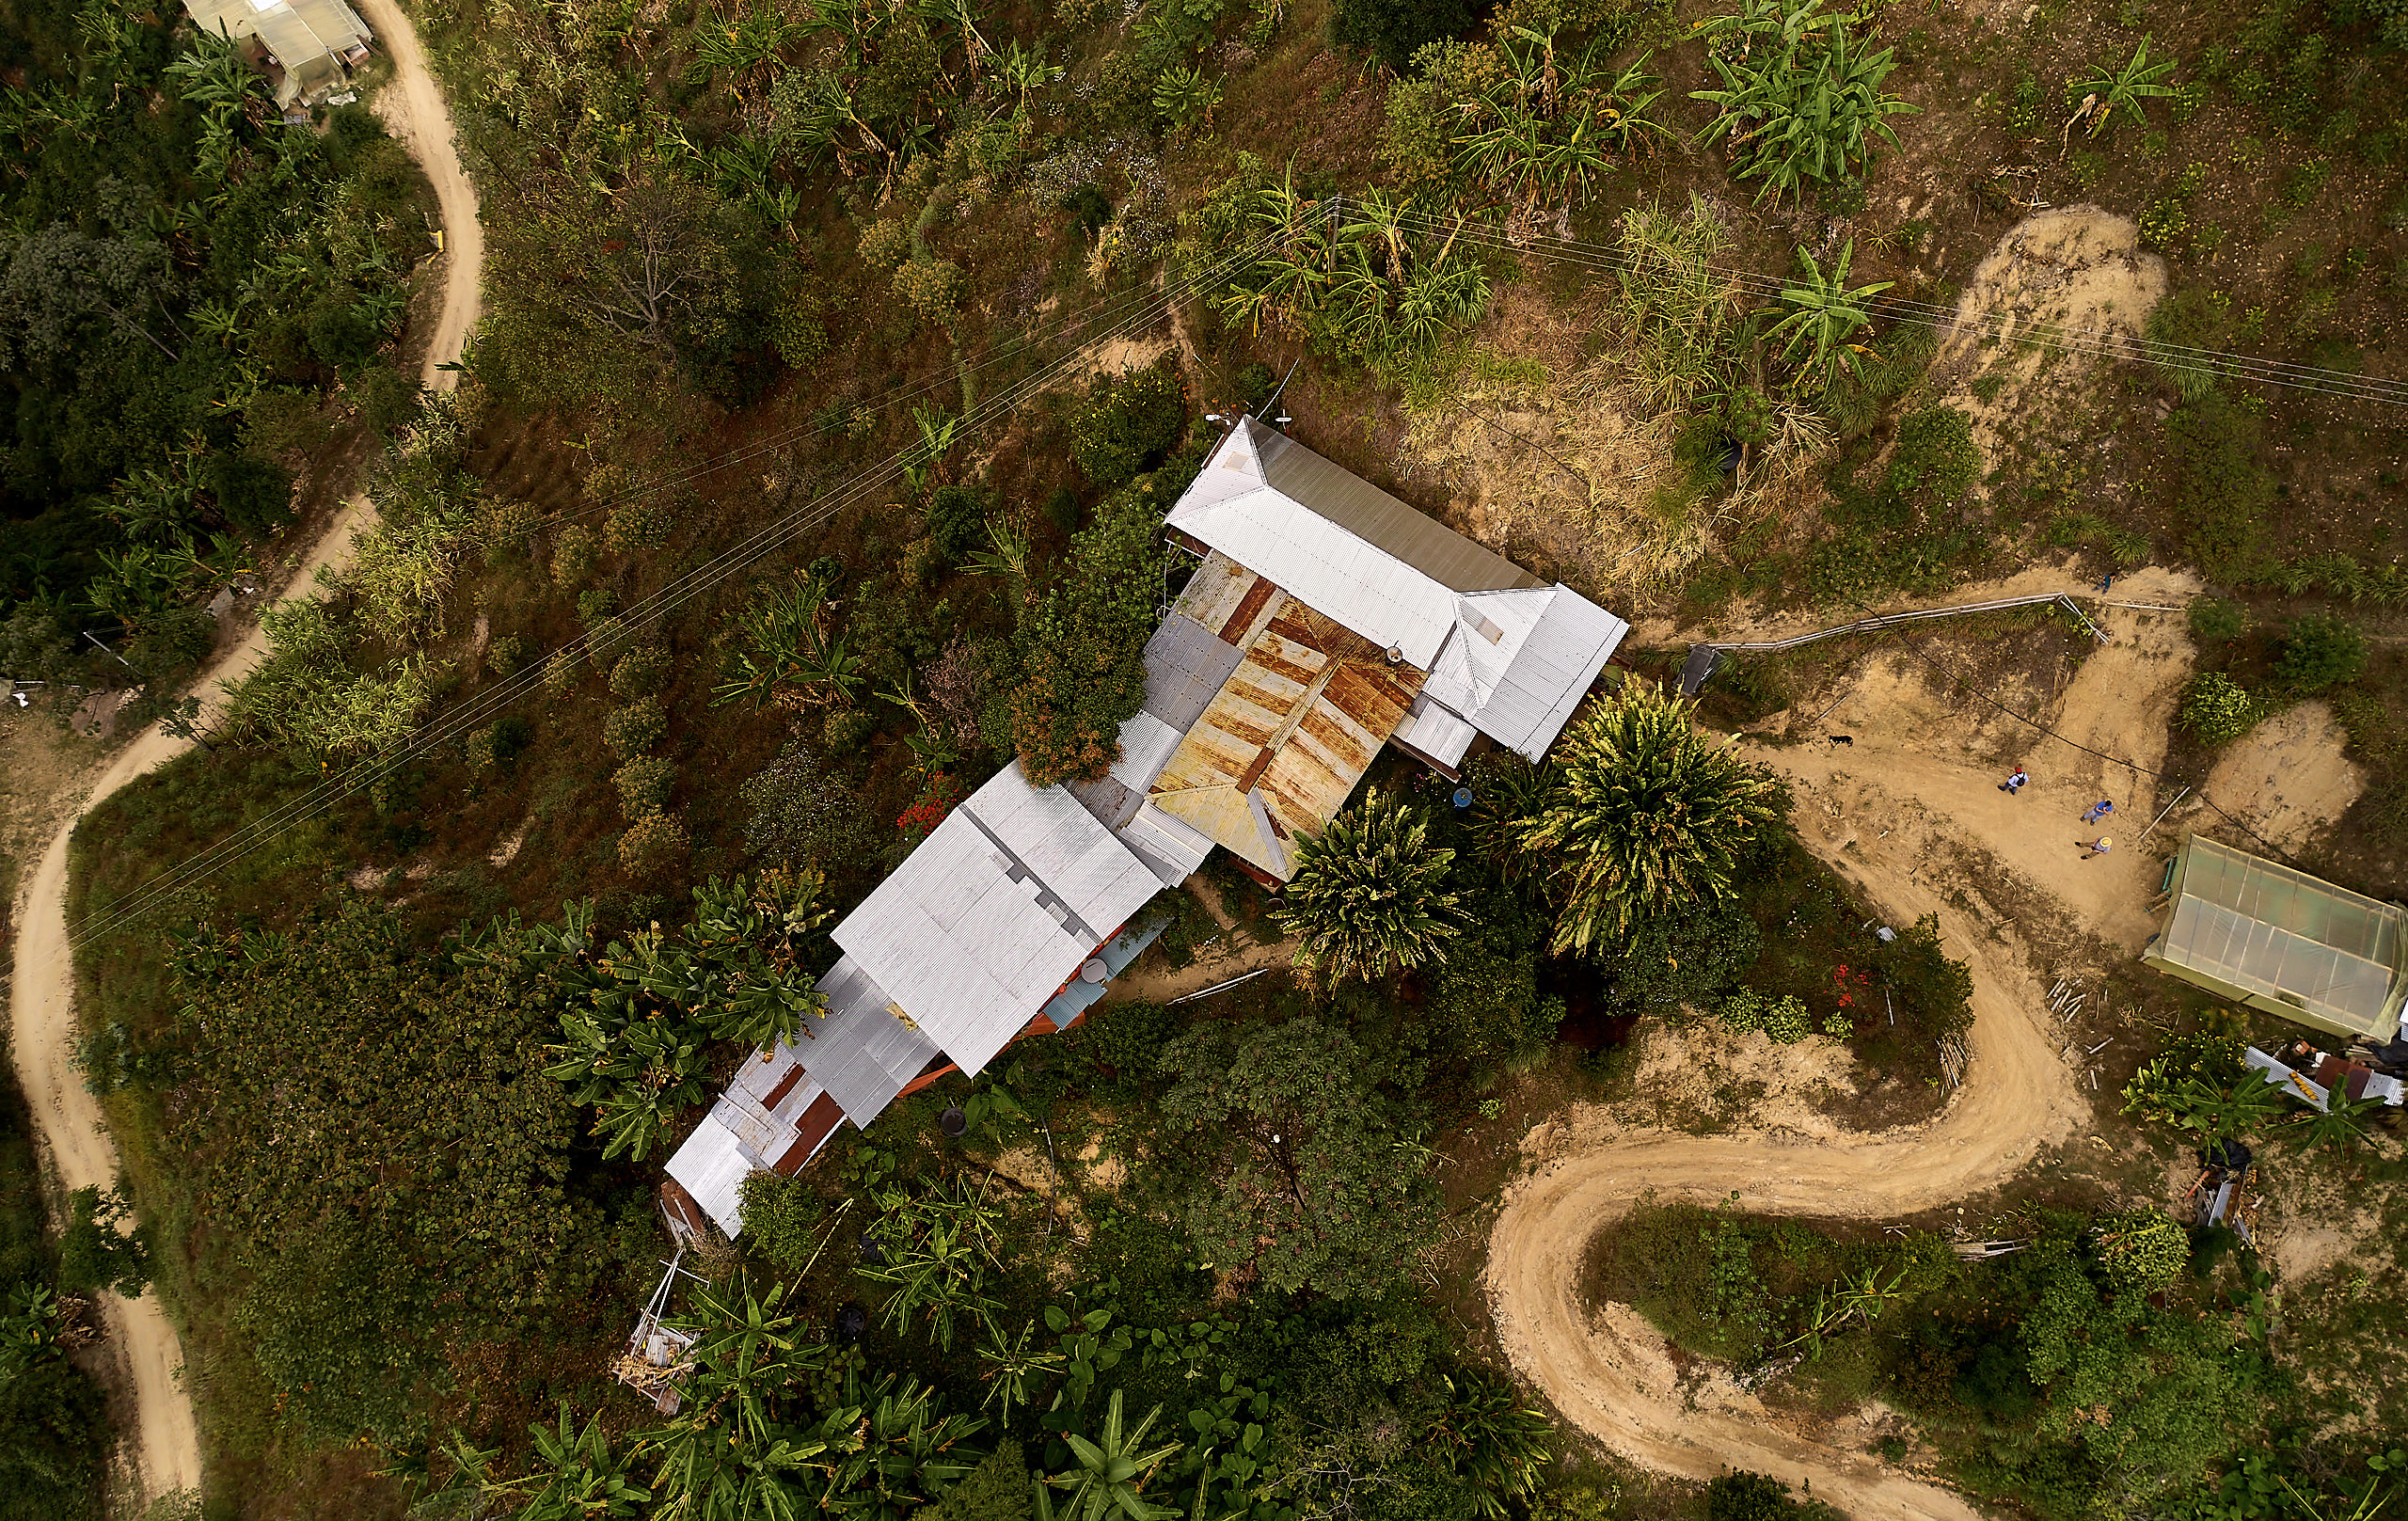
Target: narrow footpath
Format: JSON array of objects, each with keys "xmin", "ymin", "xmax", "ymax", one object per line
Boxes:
[{"xmin": 5, "ymin": 2, "xmax": 483, "ymax": 1498}]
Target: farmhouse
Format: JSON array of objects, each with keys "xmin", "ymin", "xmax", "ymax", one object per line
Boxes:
[{"xmin": 666, "ymin": 417, "xmax": 1628, "ymax": 1236}]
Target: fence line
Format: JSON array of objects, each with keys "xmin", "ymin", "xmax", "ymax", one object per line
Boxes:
[{"xmin": 1681, "ymin": 593, "xmax": 2104, "ymax": 693}]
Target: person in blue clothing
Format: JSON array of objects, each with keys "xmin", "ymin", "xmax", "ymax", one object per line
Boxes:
[{"xmin": 2083, "ymin": 800, "xmax": 2114, "ymax": 824}]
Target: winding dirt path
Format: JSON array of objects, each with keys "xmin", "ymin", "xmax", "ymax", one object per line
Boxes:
[
  {"xmin": 1485, "ymin": 578, "xmax": 2199, "ymax": 1519},
  {"xmin": 5, "ymin": 6, "xmax": 481, "ymax": 1501}
]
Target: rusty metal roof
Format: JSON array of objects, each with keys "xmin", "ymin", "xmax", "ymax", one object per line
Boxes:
[
  {"xmin": 1166, "ymin": 419, "xmax": 1537, "ymax": 668},
  {"xmin": 1148, "ymin": 575, "xmax": 1424, "ymax": 880}
]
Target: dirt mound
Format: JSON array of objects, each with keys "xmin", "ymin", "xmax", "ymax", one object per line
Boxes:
[
  {"xmin": 2205, "ymin": 702, "xmax": 2366, "ymax": 856},
  {"xmin": 1933, "ymin": 206, "xmax": 2169, "ymax": 462}
]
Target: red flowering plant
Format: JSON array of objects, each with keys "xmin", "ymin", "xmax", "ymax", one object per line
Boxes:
[{"xmin": 896, "ymin": 773, "xmax": 960, "ymax": 848}]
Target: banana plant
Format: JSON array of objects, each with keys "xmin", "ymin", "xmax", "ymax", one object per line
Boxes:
[
  {"xmin": 963, "ymin": 515, "xmax": 1033, "ymax": 602},
  {"xmin": 994, "ymin": 40, "xmax": 1059, "ymax": 103},
  {"xmin": 2072, "ymin": 35, "xmax": 2178, "ymax": 137},
  {"xmin": 1038, "ymin": 1390, "xmax": 1184, "ymax": 1521},
  {"xmin": 1765, "ymin": 239, "xmax": 1892, "ymax": 393},
  {"xmin": 501, "ymin": 1404, "xmax": 654, "ymax": 1521},
  {"xmin": 1690, "ymin": 0, "xmax": 1917, "ymax": 202},
  {"xmin": 685, "ymin": 2, "xmax": 806, "ymax": 100},
  {"xmin": 975, "ymin": 1319, "xmax": 1067, "ymax": 1426},
  {"xmin": 1154, "ymin": 64, "xmax": 1223, "ymax": 137},
  {"xmin": 713, "ymin": 570, "xmax": 866, "ymax": 710}
]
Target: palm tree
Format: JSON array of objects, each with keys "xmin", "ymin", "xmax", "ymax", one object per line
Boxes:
[
  {"xmin": 1038, "ymin": 1390, "xmax": 1183, "ymax": 1521},
  {"xmin": 1274, "ymin": 787, "xmax": 1466, "ymax": 986},
  {"xmin": 1513, "ymin": 681, "xmax": 1788, "ymax": 956},
  {"xmin": 1766, "ymin": 239, "xmax": 1893, "ymax": 394}
]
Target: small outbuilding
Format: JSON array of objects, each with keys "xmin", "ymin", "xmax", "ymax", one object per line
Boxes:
[
  {"xmin": 2144, "ymin": 833, "xmax": 2408, "ymax": 1043},
  {"xmin": 185, "ymin": 0, "xmax": 374, "ymax": 109}
]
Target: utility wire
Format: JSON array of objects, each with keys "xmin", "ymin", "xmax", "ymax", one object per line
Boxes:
[
  {"xmin": 26, "ymin": 228, "xmax": 1283, "ymax": 976},
  {"xmin": 1385, "ymin": 208, "xmax": 2408, "ymax": 406}
]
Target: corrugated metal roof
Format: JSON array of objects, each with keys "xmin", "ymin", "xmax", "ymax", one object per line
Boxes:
[
  {"xmin": 1392, "ymin": 693, "xmax": 1477, "ymax": 768},
  {"xmin": 1167, "ymin": 420, "xmax": 1535, "ymax": 669},
  {"xmin": 833, "ymin": 762, "xmax": 1161, "ymax": 1077},
  {"xmin": 664, "ymin": 1115, "xmax": 755, "ymax": 1237},
  {"xmin": 2148, "ymin": 834, "xmax": 2408, "ymax": 1038},
  {"xmin": 1148, "ymin": 596, "xmax": 1422, "ymax": 880},
  {"xmin": 185, "ymin": 0, "xmax": 372, "ymax": 105},
  {"xmin": 1419, "ymin": 585, "xmax": 1628, "ymax": 760},
  {"xmin": 1119, "ymin": 800, "xmax": 1214, "ymax": 883}
]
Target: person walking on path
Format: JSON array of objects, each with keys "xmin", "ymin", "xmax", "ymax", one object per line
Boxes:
[
  {"xmin": 2083, "ymin": 800, "xmax": 2115, "ymax": 825},
  {"xmin": 2089, "ymin": 836, "xmax": 2114, "ymax": 858},
  {"xmin": 2000, "ymin": 768, "xmax": 2029, "ymax": 795}
]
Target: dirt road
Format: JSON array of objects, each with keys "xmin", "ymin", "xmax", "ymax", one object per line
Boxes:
[
  {"xmin": 5, "ymin": 8, "xmax": 482, "ymax": 1501},
  {"xmin": 1484, "ymin": 575, "xmax": 2201, "ymax": 1519}
]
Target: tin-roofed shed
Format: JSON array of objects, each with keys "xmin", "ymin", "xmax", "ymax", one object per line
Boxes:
[
  {"xmin": 2143, "ymin": 834, "xmax": 2408, "ymax": 1041},
  {"xmin": 186, "ymin": 0, "xmax": 373, "ymax": 107}
]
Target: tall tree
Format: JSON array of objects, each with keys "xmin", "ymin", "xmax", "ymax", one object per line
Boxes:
[
  {"xmin": 1157, "ymin": 1019, "xmax": 1439, "ymax": 1298},
  {"xmin": 1275, "ymin": 787, "xmax": 1466, "ymax": 987},
  {"xmin": 1513, "ymin": 682, "xmax": 1789, "ymax": 955}
]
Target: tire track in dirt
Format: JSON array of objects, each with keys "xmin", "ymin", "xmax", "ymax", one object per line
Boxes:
[
  {"xmin": 6, "ymin": 3, "xmax": 482, "ymax": 1499},
  {"xmin": 1485, "ymin": 582, "xmax": 2201, "ymax": 1519}
]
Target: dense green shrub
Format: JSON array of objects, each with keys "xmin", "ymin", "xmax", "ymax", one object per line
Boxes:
[
  {"xmin": 203, "ymin": 450, "xmax": 296, "ymax": 535},
  {"xmin": 604, "ymin": 695, "xmax": 669, "ymax": 758},
  {"xmin": 2165, "ymin": 395, "xmax": 2273, "ymax": 575},
  {"xmin": 610, "ymin": 643, "xmax": 672, "ymax": 699},
  {"xmin": 2178, "ymin": 673, "xmax": 2261, "ymax": 743},
  {"xmin": 1805, "ymin": 406, "xmax": 1986, "ymax": 602},
  {"xmin": 1069, "ymin": 363, "xmax": 1186, "ymax": 489},
  {"xmin": 617, "ymin": 809, "xmax": 691, "ymax": 873},
  {"xmin": 613, "ymin": 756, "xmax": 677, "ymax": 817},
  {"xmin": 2186, "ymin": 594, "xmax": 2247, "ymax": 645},
  {"xmin": 1330, "ymin": 0, "xmax": 1474, "ymax": 71},
  {"xmin": 926, "ymin": 483, "xmax": 991, "ymax": 558},
  {"xmin": 2092, "ymin": 1208, "xmax": 2190, "ymax": 1293},
  {"xmin": 1719, "ymin": 987, "xmax": 1816, "ymax": 1042},
  {"xmin": 983, "ymin": 489, "xmax": 1164, "ymax": 785},
  {"xmin": 2275, "ymin": 611, "xmax": 2367, "ymax": 690},
  {"xmin": 1707, "ymin": 1472, "xmax": 1838, "ymax": 1520}
]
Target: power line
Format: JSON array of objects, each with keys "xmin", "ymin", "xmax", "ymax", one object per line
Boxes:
[
  {"xmin": 23, "ymin": 228, "xmax": 1282, "ymax": 979},
  {"xmin": 1384, "ymin": 208, "xmax": 2408, "ymax": 407}
]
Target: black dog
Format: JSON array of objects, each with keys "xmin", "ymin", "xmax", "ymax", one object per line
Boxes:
[{"xmin": 1828, "ymin": 735, "xmax": 1854, "ymax": 747}]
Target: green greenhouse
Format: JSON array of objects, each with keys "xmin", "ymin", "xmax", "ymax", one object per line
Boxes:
[{"xmin": 2144, "ymin": 834, "xmax": 2408, "ymax": 1042}]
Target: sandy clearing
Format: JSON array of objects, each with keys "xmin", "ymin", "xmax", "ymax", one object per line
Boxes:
[
  {"xmin": 1483, "ymin": 587, "xmax": 2206, "ymax": 1518},
  {"xmin": 2205, "ymin": 702, "xmax": 2367, "ymax": 857},
  {"xmin": 5, "ymin": 7, "xmax": 483, "ymax": 1502},
  {"xmin": 1934, "ymin": 206, "xmax": 2167, "ymax": 465},
  {"xmin": 362, "ymin": 0, "xmax": 484, "ymax": 394}
]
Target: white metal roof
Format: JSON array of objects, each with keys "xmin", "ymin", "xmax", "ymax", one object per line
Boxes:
[
  {"xmin": 1420, "ymin": 585, "xmax": 1627, "ymax": 760},
  {"xmin": 1166, "ymin": 422, "xmax": 1621, "ymax": 753},
  {"xmin": 664, "ymin": 1115, "xmax": 755, "ymax": 1237},
  {"xmin": 832, "ymin": 761, "xmax": 1161, "ymax": 1078},
  {"xmin": 1167, "ymin": 420, "xmax": 1532, "ymax": 669},
  {"xmin": 185, "ymin": 0, "xmax": 372, "ymax": 105},
  {"xmin": 1392, "ymin": 693, "xmax": 1477, "ymax": 768}
]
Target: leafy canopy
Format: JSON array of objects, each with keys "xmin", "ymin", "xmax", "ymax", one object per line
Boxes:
[
  {"xmin": 1275, "ymin": 786, "xmax": 1467, "ymax": 986},
  {"xmin": 1513, "ymin": 681, "xmax": 1791, "ymax": 955},
  {"xmin": 1157, "ymin": 1018, "xmax": 1441, "ymax": 1298}
]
